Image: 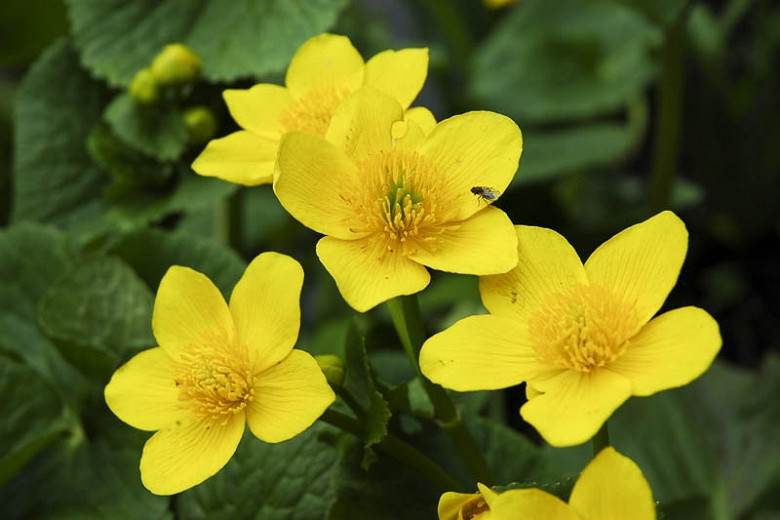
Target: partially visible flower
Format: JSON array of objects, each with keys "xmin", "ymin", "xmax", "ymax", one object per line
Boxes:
[
  {"xmin": 104, "ymin": 253, "xmax": 335, "ymax": 495},
  {"xmin": 150, "ymin": 43, "xmax": 202, "ymax": 86},
  {"xmin": 438, "ymin": 447, "xmax": 656, "ymax": 519},
  {"xmin": 191, "ymin": 33, "xmax": 430, "ymax": 186},
  {"xmin": 274, "ymin": 87, "xmax": 522, "ymax": 312},
  {"xmin": 420, "ymin": 211, "xmax": 721, "ymax": 446}
]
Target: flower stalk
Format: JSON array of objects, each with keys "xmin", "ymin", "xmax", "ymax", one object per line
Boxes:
[
  {"xmin": 386, "ymin": 295, "xmax": 496, "ymax": 486},
  {"xmin": 592, "ymin": 422, "xmax": 610, "ymax": 457},
  {"xmin": 649, "ymin": 16, "xmax": 686, "ymax": 214}
]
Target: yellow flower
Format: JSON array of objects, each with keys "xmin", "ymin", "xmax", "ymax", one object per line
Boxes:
[
  {"xmin": 273, "ymin": 87, "xmax": 522, "ymax": 312},
  {"xmin": 104, "ymin": 253, "xmax": 335, "ymax": 495},
  {"xmin": 438, "ymin": 447, "xmax": 656, "ymax": 519},
  {"xmin": 420, "ymin": 211, "xmax": 721, "ymax": 446},
  {"xmin": 191, "ymin": 33, "xmax": 429, "ymax": 186}
]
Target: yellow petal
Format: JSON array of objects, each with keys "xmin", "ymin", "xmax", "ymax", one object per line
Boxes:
[
  {"xmin": 274, "ymin": 131, "xmax": 363, "ymax": 239},
  {"xmin": 438, "ymin": 491, "xmax": 482, "ymax": 520},
  {"xmin": 285, "ymin": 33, "xmax": 364, "ymax": 98},
  {"xmin": 584, "ymin": 211, "xmax": 688, "ymax": 327},
  {"xmin": 229, "ymin": 253, "xmax": 303, "ymax": 373},
  {"xmin": 365, "ymin": 47, "xmax": 429, "ymax": 109},
  {"xmin": 390, "ymin": 118, "xmax": 428, "ymax": 151},
  {"xmin": 480, "ymin": 225, "xmax": 587, "ymax": 320},
  {"xmin": 405, "ymin": 106, "xmax": 437, "ymax": 136},
  {"xmin": 486, "ymin": 489, "xmax": 577, "ymax": 520},
  {"xmin": 520, "ymin": 369, "xmax": 631, "ymax": 447},
  {"xmin": 407, "ymin": 206, "xmax": 518, "ymax": 275},
  {"xmin": 140, "ymin": 412, "xmax": 245, "ymax": 495},
  {"xmin": 609, "ymin": 306, "xmax": 721, "ymax": 396},
  {"xmin": 223, "ymin": 84, "xmax": 290, "ymax": 139},
  {"xmin": 316, "ymin": 235, "xmax": 431, "ymax": 312},
  {"xmin": 191, "ymin": 130, "xmax": 277, "ymax": 186},
  {"xmin": 420, "ymin": 111, "xmax": 522, "ymax": 220},
  {"xmin": 104, "ymin": 347, "xmax": 182, "ymax": 431},
  {"xmin": 569, "ymin": 447, "xmax": 655, "ymax": 520},
  {"xmin": 247, "ymin": 349, "xmax": 335, "ymax": 443},
  {"xmin": 325, "ymin": 87, "xmax": 404, "ymax": 161},
  {"xmin": 420, "ymin": 314, "xmax": 543, "ymax": 391},
  {"xmin": 152, "ymin": 266, "xmax": 235, "ymax": 361}
]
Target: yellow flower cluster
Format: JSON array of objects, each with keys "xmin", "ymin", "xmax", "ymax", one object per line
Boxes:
[{"xmin": 106, "ymin": 32, "xmax": 721, "ymax": 503}]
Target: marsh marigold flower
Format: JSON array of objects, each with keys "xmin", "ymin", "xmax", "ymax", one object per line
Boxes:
[
  {"xmin": 191, "ymin": 33, "xmax": 429, "ymax": 186},
  {"xmin": 104, "ymin": 253, "xmax": 335, "ymax": 495},
  {"xmin": 273, "ymin": 87, "xmax": 522, "ymax": 312},
  {"xmin": 420, "ymin": 211, "xmax": 721, "ymax": 446},
  {"xmin": 438, "ymin": 447, "xmax": 656, "ymax": 519}
]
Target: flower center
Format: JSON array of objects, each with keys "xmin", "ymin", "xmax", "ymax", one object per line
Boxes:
[
  {"xmin": 175, "ymin": 344, "xmax": 254, "ymax": 421},
  {"xmin": 461, "ymin": 495, "xmax": 490, "ymax": 519},
  {"xmin": 528, "ymin": 283, "xmax": 641, "ymax": 372},
  {"xmin": 278, "ymin": 86, "xmax": 350, "ymax": 136},
  {"xmin": 344, "ymin": 150, "xmax": 457, "ymax": 255}
]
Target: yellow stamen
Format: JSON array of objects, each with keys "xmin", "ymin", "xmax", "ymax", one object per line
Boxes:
[
  {"xmin": 343, "ymin": 150, "xmax": 458, "ymax": 255},
  {"xmin": 529, "ymin": 284, "xmax": 642, "ymax": 372},
  {"xmin": 461, "ymin": 495, "xmax": 490, "ymax": 519},
  {"xmin": 278, "ymin": 86, "xmax": 350, "ymax": 136},
  {"xmin": 175, "ymin": 344, "xmax": 254, "ymax": 422}
]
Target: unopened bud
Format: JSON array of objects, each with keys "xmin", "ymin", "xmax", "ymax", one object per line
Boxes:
[
  {"xmin": 151, "ymin": 43, "xmax": 202, "ymax": 86},
  {"xmin": 315, "ymin": 354, "xmax": 345, "ymax": 389},
  {"xmin": 183, "ymin": 106, "xmax": 217, "ymax": 145},
  {"xmin": 128, "ymin": 68, "xmax": 160, "ymax": 105}
]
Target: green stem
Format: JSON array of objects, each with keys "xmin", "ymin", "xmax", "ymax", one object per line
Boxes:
[
  {"xmin": 418, "ymin": 0, "xmax": 473, "ymax": 65},
  {"xmin": 649, "ymin": 17, "xmax": 686, "ymax": 214},
  {"xmin": 386, "ymin": 295, "xmax": 496, "ymax": 486},
  {"xmin": 319, "ymin": 409, "xmax": 464, "ymax": 492},
  {"xmin": 592, "ymin": 422, "xmax": 610, "ymax": 457},
  {"xmin": 335, "ymin": 386, "xmax": 366, "ymax": 421},
  {"xmin": 215, "ymin": 189, "xmax": 243, "ymax": 252}
]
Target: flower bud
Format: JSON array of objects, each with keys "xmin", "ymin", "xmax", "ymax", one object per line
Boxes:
[
  {"xmin": 128, "ymin": 68, "xmax": 160, "ymax": 105},
  {"xmin": 314, "ymin": 354, "xmax": 345, "ymax": 389},
  {"xmin": 183, "ymin": 106, "xmax": 217, "ymax": 146},
  {"xmin": 150, "ymin": 43, "xmax": 202, "ymax": 86}
]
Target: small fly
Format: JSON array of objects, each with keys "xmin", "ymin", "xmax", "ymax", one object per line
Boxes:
[{"xmin": 470, "ymin": 186, "xmax": 499, "ymax": 204}]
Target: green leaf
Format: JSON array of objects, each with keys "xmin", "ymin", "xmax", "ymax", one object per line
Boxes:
[
  {"xmin": 67, "ymin": 0, "xmax": 349, "ymax": 87},
  {"xmin": 514, "ymin": 123, "xmax": 638, "ymax": 186},
  {"xmin": 0, "ymin": 357, "xmax": 71, "ymax": 487},
  {"xmin": 87, "ymin": 123, "xmax": 175, "ymax": 200},
  {"xmin": 110, "ymin": 228, "xmax": 245, "ymax": 298},
  {"xmin": 469, "ymin": 414, "xmax": 561, "ymax": 488},
  {"xmin": 177, "ymin": 424, "xmax": 338, "ymax": 520},
  {"xmin": 470, "ymin": 0, "xmax": 660, "ymax": 123},
  {"xmin": 0, "ymin": 413, "xmax": 171, "ymax": 519},
  {"xmin": 327, "ymin": 437, "xmax": 436, "ymax": 520},
  {"xmin": 12, "ymin": 39, "xmax": 110, "ymax": 226},
  {"xmin": 0, "ymin": 314, "xmax": 88, "ymax": 406},
  {"xmin": 0, "ymin": 223, "xmax": 71, "ymax": 321},
  {"xmin": 596, "ymin": 0, "xmax": 687, "ymax": 28},
  {"xmin": 104, "ymin": 93, "xmax": 188, "ymax": 161},
  {"xmin": 683, "ymin": 356, "xmax": 780, "ymax": 518},
  {"xmin": 105, "ymin": 169, "xmax": 237, "ymax": 233},
  {"xmin": 343, "ymin": 321, "xmax": 391, "ymax": 453},
  {"xmin": 38, "ymin": 255, "xmax": 155, "ymax": 371}
]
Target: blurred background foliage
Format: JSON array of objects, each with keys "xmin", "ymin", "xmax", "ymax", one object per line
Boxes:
[{"xmin": 0, "ymin": 0, "xmax": 778, "ymax": 519}]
